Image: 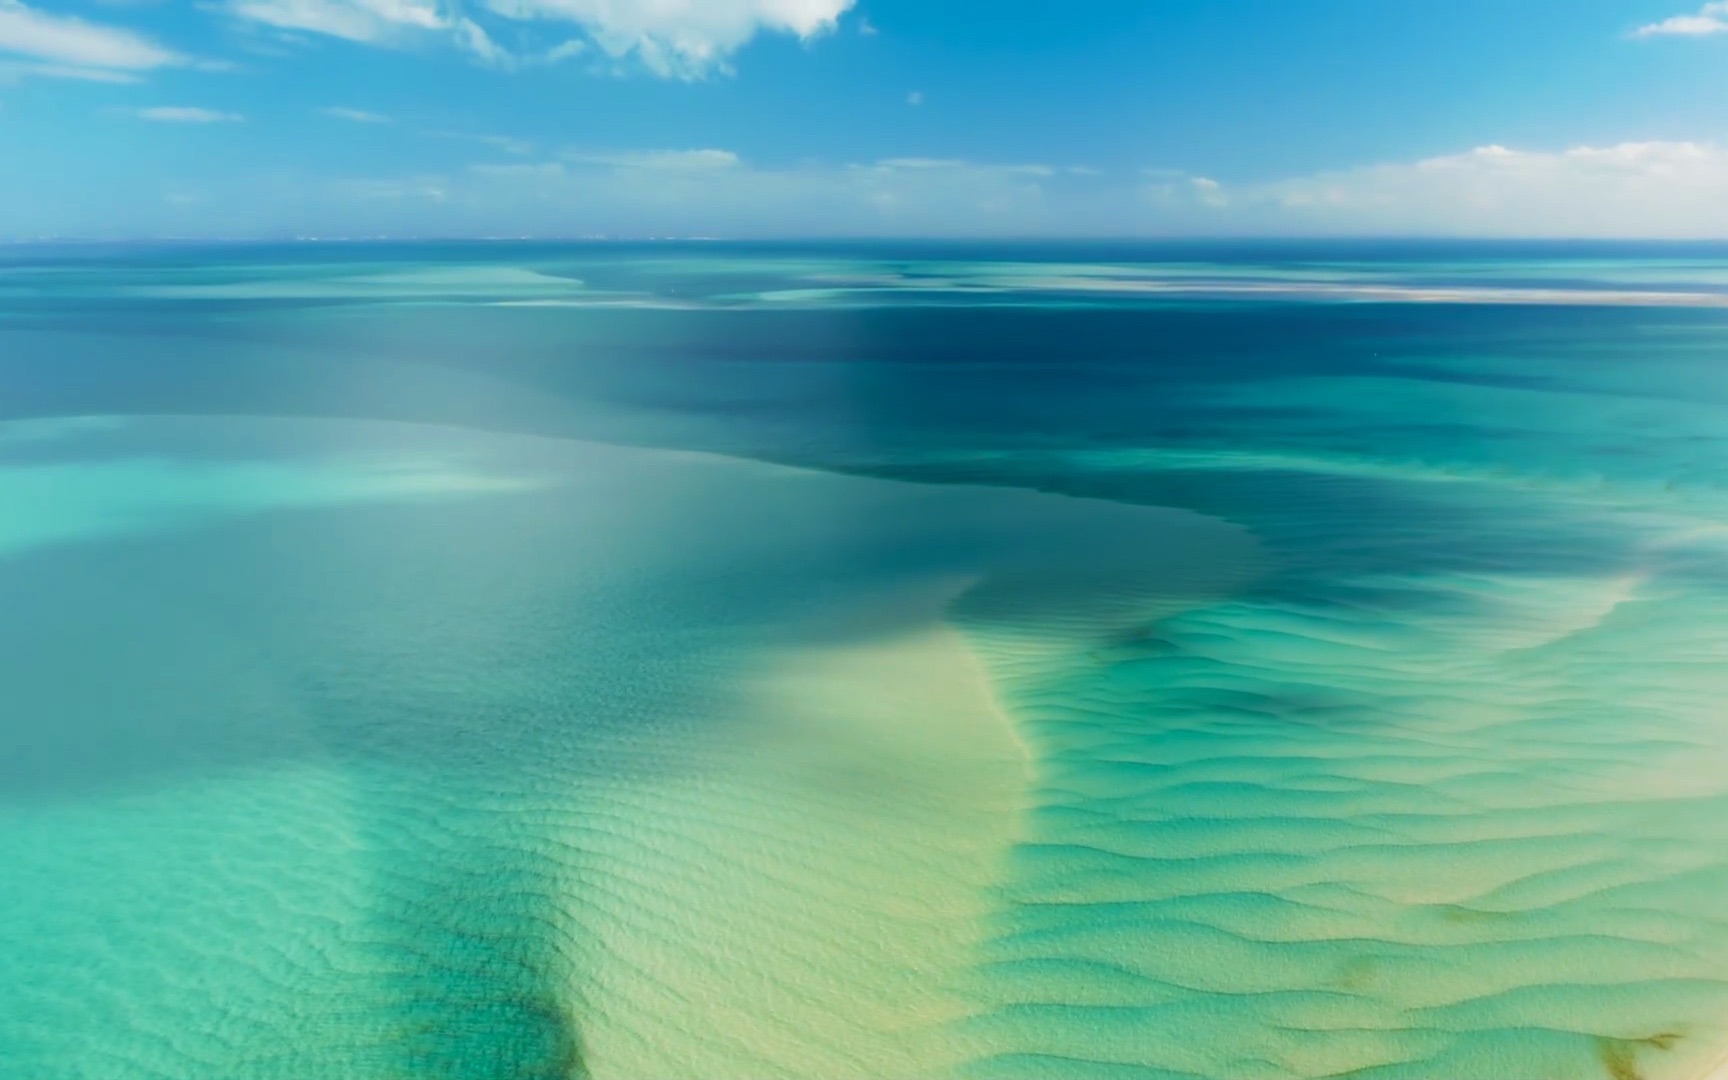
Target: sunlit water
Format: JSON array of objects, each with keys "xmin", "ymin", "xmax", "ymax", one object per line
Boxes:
[{"xmin": 4, "ymin": 241, "xmax": 1728, "ymax": 1079}]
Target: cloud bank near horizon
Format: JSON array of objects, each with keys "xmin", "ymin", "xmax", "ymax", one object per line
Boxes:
[{"xmin": 31, "ymin": 138, "xmax": 1718, "ymax": 241}]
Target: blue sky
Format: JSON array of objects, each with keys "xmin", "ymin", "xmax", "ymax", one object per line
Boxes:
[{"xmin": 2, "ymin": 0, "xmax": 1727, "ymax": 238}]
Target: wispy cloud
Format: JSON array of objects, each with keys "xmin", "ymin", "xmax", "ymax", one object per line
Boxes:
[
  {"xmin": 469, "ymin": 161, "xmax": 566, "ymax": 178},
  {"xmin": 875, "ymin": 157, "xmax": 964, "ymax": 170},
  {"xmin": 476, "ymin": 133, "xmax": 533, "ymax": 154},
  {"xmin": 0, "ymin": 59, "xmax": 140, "ymax": 83},
  {"xmin": 138, "ymin": 106, "xmax": 245, "ymax": 123},
  {"xmin": 451, "ymin": 15, "xmax": 509, "ymax": 64},
  {"xmin": 224, "ymin": 0, "xmax": 511, "ymax": 65},
  {"xmin": 337, "ymin": 174, "xmax": 448, "ymax": 201},
  {"xmin": 412, "ymin": 130, "xmax": 528, "ymax": 157},
  {"xmin": 225, "ymin": 0, "xmax": 443, "ymax": 43},
  {"xmin": 1189, "ymin": 176, "xmax": 1227, "ymax": 207},
  {"xmin": 402, "ymin": 149, "xmax": 1087, "ymax": 236},
  {"xmin": 222, "ymin": 0, "xmax": 841, "ymax": 74},
  {"xmin": 22, "ymin": 133, "xmax": 1728, "ymax": 240},
  {"xmin": 0, "ymin": 0, "xmax": 185, "ymax": 80},
  {"xmin": 1634, "ymin": 1, "xmax": 1728, "ymax": 36},
  {"xmin": 322, "ymin": 106, "xmax": 392, "ymax": 123},
  {"xmin": 482, "ymin": 0, "xmax": 855, "ymax": 77},
  {"xmin": 564, "ymin": 148, "xmax": 741, "ymax": 170},
  {"xmin": 1195, "ymin": 140, "xmax": 1728, "ymax": 236}
]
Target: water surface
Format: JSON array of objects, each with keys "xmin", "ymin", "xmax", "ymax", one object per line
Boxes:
[{"xmin": 5, "ymin": 241, "xmax": 1728, "ymax": 1080}]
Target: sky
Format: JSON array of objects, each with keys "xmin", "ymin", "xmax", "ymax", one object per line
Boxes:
[{"xmin": 1, "ymin": 0, "xmax": 1727, "ymax": 239}]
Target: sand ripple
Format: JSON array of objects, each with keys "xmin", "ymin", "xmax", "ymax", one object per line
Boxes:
[{"xmin": 947, "ymin": 454, "xmax": 1728, "ymax": 1080}]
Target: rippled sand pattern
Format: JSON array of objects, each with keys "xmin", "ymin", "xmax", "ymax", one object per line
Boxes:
[
  {"xmin": 943, "ymin": 443, "xmax": 1728, "ymax": 1077},
  {"xmin": 962, "ymin": 585, "xmax": 1728, "ymax": 1078}
]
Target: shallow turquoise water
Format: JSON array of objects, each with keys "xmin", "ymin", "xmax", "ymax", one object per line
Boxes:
[{"xmin": 5, "ymin": 242, "xmax": 1728, "ymax": 1079}]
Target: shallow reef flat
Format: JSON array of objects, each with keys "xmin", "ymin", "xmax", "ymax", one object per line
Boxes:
[
  {"xmin": 958, "ymin": 512, "xmax": 1728, "ymax": 1080},
  {"xmin": 924, "ymin": 376, "xmax": 1728, "ymax": 1079},
  {"xmin": 0, "ymin": 415, "xmax": 1253, "ymax": 1080}
]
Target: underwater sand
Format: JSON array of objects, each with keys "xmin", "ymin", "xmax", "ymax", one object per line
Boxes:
[
  {"xmin": 0, "ymin": 415, "xmax": 1255, "ymax": 1079},
  {"xmin": 8, "ymin": 242, "xmax": 1728, "ymax": 1079}
]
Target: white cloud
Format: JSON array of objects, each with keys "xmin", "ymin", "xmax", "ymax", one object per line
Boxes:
[
  {"xmin": 0, "ymin": 59, "xmax": 141, "ymax": 83},
  {"xmin": 23, "ymin": 134, "xmax": 1728, "ymax": 240},
  {"xmin": 322, "ymin": 106, "xmax": 392, "ymax": 123},
  {"xmin": 452, "ymin": 15, "xmax": 509, "ymax": 63},
  {"xmin": 339, "ymin": 175, "xmax": 448, "ymax": 201},
  {"xmin": 540, "ymin": 37, "xmax": 587, "ymax": 62},
  {"xmin": 226, "ymin": 0, "xmax": 443, "ymax": 42},
  {"xmin": 418, "ymin": 129, "xmax": 533, "ymax": 156},
  {"xmin": 187, "ymin": 149, "xmax": 1083, "ymax": 241},
  {"xmin": 1634, "ymin": 1, "xmax": 1728, "ymax": 36},
  {"xmin": 906, "ymin": 90, "xmax": 922, "ymax": 106},
  {"xmin": 564, "ymin": 148, "xmax": 740, "ymax": 170},
  {"xmin": 423, "ymin": 149, "xmax": 1074, "ymax": 234},
  {"xmin": 138, "ymin": 106, "xmax": 245, "ymax": 122},
  {"xmin": 875, "ymin": 157, "xmax": 964, "ymax": 169},
  {"xmin": 470, "ymin": 161, "xmax": 566, "ymax": 177},
  {"xmin": 1214, "ymin": 140, "xmax": 1728, "ymax": 236},
  {"xmin": 225, "ymin": 0, "xmax": 594, "ymax": 68},
  {"xmin": 225, "ymin": 0, "xmax": 850, "ymax": 73},
  {"xmin": 0, "ymin": 0, "xmax": 183, "ymax": 80},
  {"xmin": 1190, "ymin": 175, "xmax": 1227, "ymax": 207},
  {"xmin": 483, "ymin": 0, "xmax": 855, "ymax": 76},
  {"xmin": 477, "ymin": 133, "xmax": 533, "ymax": 154}
]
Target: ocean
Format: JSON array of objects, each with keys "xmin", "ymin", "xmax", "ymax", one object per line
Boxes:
[{"xmin": 4, "ymin": 240, "xmax": 1728, "ymax": 1079}]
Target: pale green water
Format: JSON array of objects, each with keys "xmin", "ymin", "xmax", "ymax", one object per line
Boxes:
[{"xmin": 5, "ymin": 242, "xmax": 1728, "ymax": 1079}]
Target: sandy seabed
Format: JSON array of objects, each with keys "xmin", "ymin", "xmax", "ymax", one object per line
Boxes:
[{"xmin": 0, "ymin": 416, "xmax": 1256, "ymax": 1080}]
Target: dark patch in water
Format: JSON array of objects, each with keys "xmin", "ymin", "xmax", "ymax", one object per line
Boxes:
[{"xmin": 1596, "ymin": 1031, "xmax": 1682, "ymax": 1080}]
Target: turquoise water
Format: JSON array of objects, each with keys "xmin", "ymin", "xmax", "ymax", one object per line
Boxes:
[{"xmin": 5, "ymin": 242, "xmax": 1728, "ymax": 1079}]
